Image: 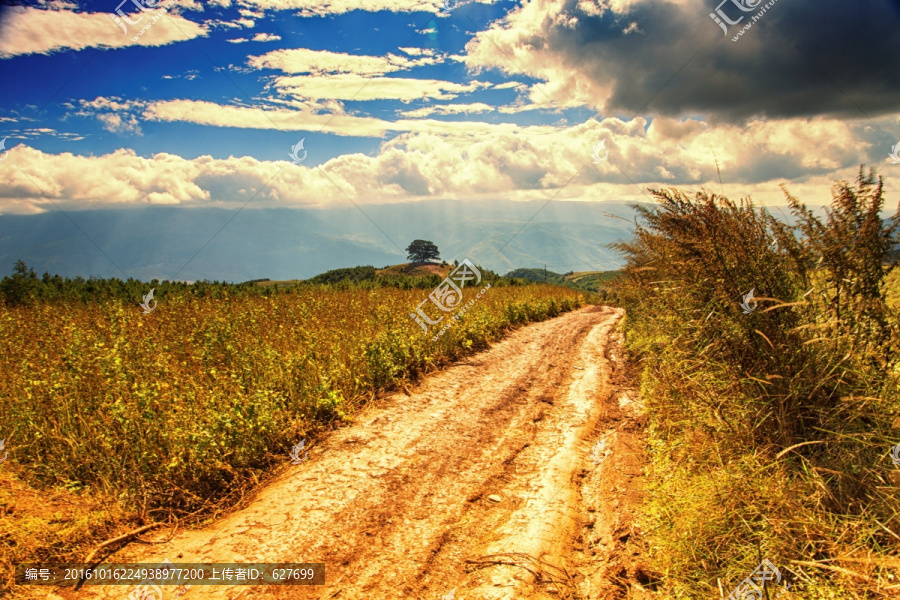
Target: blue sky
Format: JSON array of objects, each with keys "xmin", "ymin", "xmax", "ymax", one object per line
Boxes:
[{"xmin": 0, "ymin": 0, "xmax": 899, "ymax": 218}]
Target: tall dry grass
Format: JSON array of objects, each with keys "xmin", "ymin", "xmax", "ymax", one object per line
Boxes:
[{"xmin": 614, "ymin": 168, "xmax": 900, "ymax": 598}]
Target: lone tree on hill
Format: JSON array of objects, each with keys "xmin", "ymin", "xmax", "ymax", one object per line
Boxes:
[{"xmin": 406, "ymin": 240, "xmax": 440, "ymax": 264}]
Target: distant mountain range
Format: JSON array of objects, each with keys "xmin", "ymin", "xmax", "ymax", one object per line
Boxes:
[{"xmin": 0, "ymin": 199, "xmax": 808, "ymax": 282}]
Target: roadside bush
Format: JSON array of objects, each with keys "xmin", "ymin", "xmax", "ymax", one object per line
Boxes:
[{"xmin": 615, "ymin": 168, "xmax": 900, "ymax": 598}]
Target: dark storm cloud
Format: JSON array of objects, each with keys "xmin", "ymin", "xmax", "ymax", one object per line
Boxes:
[{"xmin": 532, "ymin": 0, "xmax": 900, "ymax": 122}]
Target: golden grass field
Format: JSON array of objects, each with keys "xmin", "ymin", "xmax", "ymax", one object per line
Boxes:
[{"xmin": 0, "ymin": 283, "xmax": 585, "ymax": 594}]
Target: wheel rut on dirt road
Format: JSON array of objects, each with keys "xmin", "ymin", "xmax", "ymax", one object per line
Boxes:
[{"xmin": 70, "ymin": 305, "xmax": 626, "ymax": 600}]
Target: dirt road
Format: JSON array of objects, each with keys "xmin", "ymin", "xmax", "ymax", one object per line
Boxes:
[{"xmin": 62, "ymin": 305, "xmax": 648, "ymax": 600}]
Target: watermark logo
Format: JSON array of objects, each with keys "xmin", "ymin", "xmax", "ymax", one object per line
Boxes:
[
  {"xmin": 591, "ymin": 139, "xmax": 609, "ymax": 163},
  {"xmin": 111, "ymin": 0, "xmax": 172, "ymax": 42},
  {"xmin": 890, "ymin": 443, "xmax": 900, "ymax": 466},
  {"xmin": 410, "ymin": 259, "xmax": 490, "ymax": 339},
  {"xmin": 710, "ymin": 0, "xmax": 760, "ymax": 34},
  {"xmin": 727, "ymin": 559, "xmax": 790, "ymax": 600},
  {"xmin": 441, "ymin": 0, "xmax": 459, "ymax": 11},
  {"xmin": 290, "ymin": 439, "xmax": 308, "ymax": 464},
  {"xmin": 889, "ymin": 142, "xmax": 900, "ymax": 165},
  {"xmin": 111, "ymin": 0, "xmax": 149, "ymax": 35},
  {"xmin": 111, "ymin": 0, "xmax": 162, "ymax": 34},
  {"xmin": 0, "ymin": 138, "xmax": 8, "ymax": 162},
  {"xmin": 0, "ymin": 439, "xmax": 7, "ymax": 464},
  {"xmin": 711, "ymin": 0, "xmax": 779, "ymax": 41},
  {"xmin": 140, "ymin": 288, "xmax": 157, "ymax": 314},
  {"xmin": 443, "ymin": 589, "xmax": 456, "ymax": 600},
  {"xmin": 740, "ymin": 288, "xmax": 757, "ymax": 314},
  {"xmin": 289, "ymin": 139, "xmax": 307, "ymax": 164},
  {"xmin": 126, "ymin": 583, "xmax": 163, "ymax": 600}
]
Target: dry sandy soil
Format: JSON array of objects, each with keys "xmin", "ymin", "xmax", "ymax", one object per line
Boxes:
[{"xmin": 51, "ymin": 305, "xmax": 652, "ymax": 600}]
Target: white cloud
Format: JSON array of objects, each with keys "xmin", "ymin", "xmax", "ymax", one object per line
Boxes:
[
  {"xmin": 273, "ymin": 74, "xmax": 491, "ymax": 102},
  {"xmin": 0, "ymin": 4, "xmax": 207, "ymax": 57},
  {"xmin": 463, "ymin": 0, "xmax": 616, "ymax": 111},
  {"xmin": 0, "ymin": 128, "xmax": 83, "ymax": 143},
  {"xmin": 97, "ymin": 113, "xmax": 143, "ymax": 134},
  {"xmin": 159, "ymin": 70, "xmax": 202, "ymax": 79},
  {"xmin": 79, "ymin": 97, "xmax": 146, "ymax": 112},
  {"xmin": 399, "ymin": 102, "xmax": 494, "ymax": 117},
  {"xmin": 494, "ymin": 81, "xmax": 524, "ymax": 90},
  {"xmin": 142, "ymin": 97, "xmax": 520, "ymax": 137},
  {"xmin": 398, "ymin": 47, "xmax": 435, "ymax": 56},
  {"xmin": 497, "ymin": 103, "xmax": 550, "ymax": 114},
  {"xmin": 167, "ymin": 0, "xmax": 207, "ymax": 10},
  {"xmin": 233, "ymin": 0, "xmax": 494, "ymax": 17},
  {"xmin": 248, "ymin": 48, "xmax": 437, "ymax": 76},
  {"xmin": 1, "ymin": 113, "xmax": 889, "ymax": 215},
  {"xmin": 76, "ymin": 97, "xmax": 147, "ymax": 134},
  {"xmin": 252, "ymin": 32, "xmax": 281, "ymax": 41}
]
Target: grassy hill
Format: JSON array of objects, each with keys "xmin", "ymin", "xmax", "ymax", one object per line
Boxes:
[
  {"xmin": 564, "ymin": 270, "xmax": 620, "ymax": 289},
  {"xmin": 376, "ymin": 262, "xmax": 452, "ymax": 278},
  {"xmin": 253, "ymin": 264, "xmax": 623, "ymax": 299},
  {"xmin": 250, "ymin": 278, "xmax": 302, "ymax": 289},
  {"xmin": 504, "ymin": 267, "xmax": 620, "ymax": 292},
  {"xmin": 504, "ymin": 267, "xmax": 567, "ymax": 285},
  {"xmin": 255, "ymin": 262, "xmax": 505, "ymax": 290}
]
